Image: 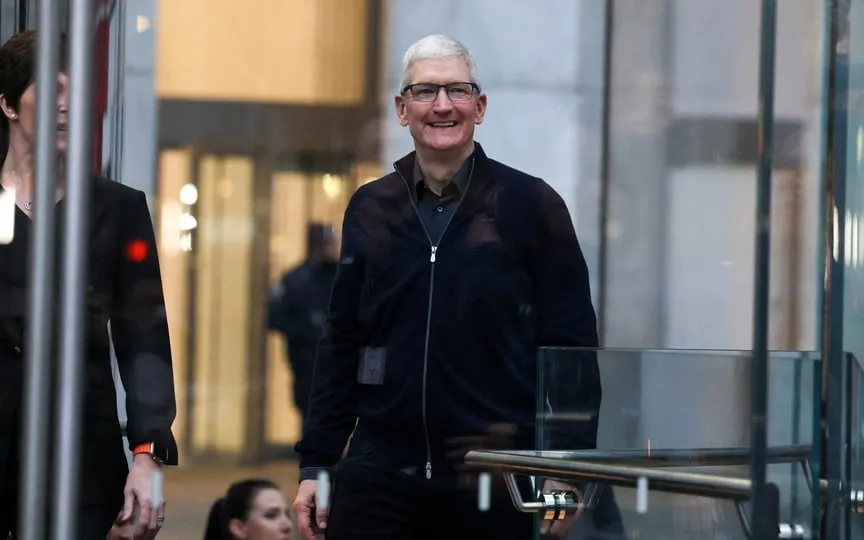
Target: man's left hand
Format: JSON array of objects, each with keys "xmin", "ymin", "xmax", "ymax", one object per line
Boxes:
[
  {"xmin": 539, "ymin": 479, "xmax": 581, "ymax": 538},
  {"xmin": 118, "ymin": 454, "xmax": 165, "ymax": 540}
]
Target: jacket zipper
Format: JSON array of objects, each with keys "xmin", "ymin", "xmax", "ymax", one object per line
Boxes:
[{"xmin": 394, "ymin": 159, "xmax": 475, "ymax": 479}]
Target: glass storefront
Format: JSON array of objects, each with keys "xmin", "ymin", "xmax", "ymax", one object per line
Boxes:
[
  {"xmin": 842, "ymin": 0, "xmax": 864, "ymax": 362},
  {"xmin": 10, "ymin": 0, "xmax": 864, "ymax": 537},
  {"xmin": 836, "ymin": 1, "xmax": 864, "ymax": 538},
  {"xmin": 145, "ymin": 0, "xmax": 864, "ymax": 536},
  {"xmin": 264, "ymin": 160, "xmax": 376, "ymax": 450},
  {"xmin": 151, "ymin": 0, "xmax": 382, "ymax": 465},
  {"xmin": 156, "ymin": 149, "xmax": 380, "ymax": 461}
]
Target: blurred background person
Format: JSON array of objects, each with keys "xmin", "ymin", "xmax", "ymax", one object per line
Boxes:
[
  {"xmin": 267, "ymin": 223, "xmax": 339, "ymax": 426},
  {"xmin": 202, "ymin": 479, "xmax": 293, "ymax": 540}
]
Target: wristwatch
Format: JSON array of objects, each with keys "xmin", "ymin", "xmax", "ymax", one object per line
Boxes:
[{"xmin": 132, "ymin": 441, "xmax": 170, "ymax": 464}]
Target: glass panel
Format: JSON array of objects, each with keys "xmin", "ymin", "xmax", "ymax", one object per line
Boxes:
[
  {"xmin": 842, "ymin": 1, "xmax": 864, "ymax": 535},
  {"xmin": 262, "ymin": 166, "xmax": 351, "ymax": 453},
  {"xmin": 849, "ymin": 354, "xmax": 864, "ymax": 538},
  {"xmin": 189, "ymin": 154, "xmax": 255, "ymax": 455},
  {"xmin": 0, "ymin": 177, "xmax": 14, "ymax": 245},
  {"xmin": 842, "ymin": 0, "xmax": 864, "ymax": 384},
  {"xmin": 529, "ymin": 347, "xmax": 819, "ymax": 539},
  {"xmin": 155, "ymin": 149, "xmax": 194, "ymax": 454},
  {"xmin": 264, "ymin": 172, "xmax": 307, "ymax": 448},
  {"xmin": 601, "ymin": 0, "xmax": 826, "ymax": 352},
  {"xmin": 309, "ymin": 172, "xmax": 352, "ymax": 230}
]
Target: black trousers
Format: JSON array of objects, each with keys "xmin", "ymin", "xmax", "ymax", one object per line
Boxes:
[
  {"xmin": 326, "ymin": 454, "xmax": 535, "ymax": 540},
  {"xmin": 325, "ymin": 446, "xmax": 627, "ymax": 540}
]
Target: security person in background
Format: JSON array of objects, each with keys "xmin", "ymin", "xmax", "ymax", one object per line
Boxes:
[
  {"xmin": 293, "ymin": 35, "xmax": 602, "ymax": 540},
  {"xmin": 268, "ymin": 223, "xmax": 339, "ymax": 426}
]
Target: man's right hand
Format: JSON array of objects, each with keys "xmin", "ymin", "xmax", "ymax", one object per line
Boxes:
[{"xmin": 293, "ymin": 479, "xmax": 327, "ymax": 540}]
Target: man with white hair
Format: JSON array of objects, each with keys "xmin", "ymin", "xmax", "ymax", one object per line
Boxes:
[{"xmin": 293, "ymin": 34, "xmax": 602, "ymax": 539}]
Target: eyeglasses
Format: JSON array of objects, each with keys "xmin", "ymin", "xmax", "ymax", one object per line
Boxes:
[{"xmin": 401, "ymin": 82, "xmax": 480, "ymax": 102}]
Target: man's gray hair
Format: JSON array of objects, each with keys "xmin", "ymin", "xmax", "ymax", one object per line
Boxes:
[{"xmin": 400, "ymin": 35, "xmax": 479, "ymax": 90}]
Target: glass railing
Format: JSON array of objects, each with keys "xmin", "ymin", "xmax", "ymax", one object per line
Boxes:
[
  {"xmin": 466, "ymin": 348, "xmax": 821, "ymax": 539},
  {"xmin": 539, "ymin": 348, "xmax": 820, "ymax": 539},
  {"xmin": 848, "ymin": 354, "xmax": 864, "ymax": 539}
]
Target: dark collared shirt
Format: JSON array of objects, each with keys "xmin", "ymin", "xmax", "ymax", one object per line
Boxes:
[{"xmin": 412, "ymin": 156, "xmax": 472, "ymax": 244}]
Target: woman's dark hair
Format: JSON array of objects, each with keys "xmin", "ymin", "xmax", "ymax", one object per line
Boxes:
[
  {"xmin": 0, "ymin": 30, "xmax": 68, "ymax": 162},
  {"xmin": 203, "ymin": 497, "xmax": 227, "ymax": 540},
  {"xmin": 202, "ymin": 479, "xmax": 280, "ymax": 540}
]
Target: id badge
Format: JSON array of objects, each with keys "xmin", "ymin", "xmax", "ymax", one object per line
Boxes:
[{"xmin": 357, "ymin": 347, "xmax": 386, "ymax": 385}]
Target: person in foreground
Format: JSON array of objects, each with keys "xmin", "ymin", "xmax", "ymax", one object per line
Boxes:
[
  {"xmin": 202, "ymin": 479, "xmax": 293, "ymax": 540},
  {"xmin": 0, "ymin": 31, "xmax": 177, "ymax": 539},
  {"xmin": 293, "ymin": 34, "xmax": 602, "ymax": 539}
]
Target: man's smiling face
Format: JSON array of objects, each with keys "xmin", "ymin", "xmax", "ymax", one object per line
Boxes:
[{"xmin": 395, "ymin": 57, "xmax": 486, "ymax": 154}]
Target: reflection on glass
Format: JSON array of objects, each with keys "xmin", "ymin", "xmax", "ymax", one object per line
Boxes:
[
  {"xmin": 0, "ymin": 185, "xmax": 14, "ymax": 244},
  {"xmin": 264, "ymin": 169, "xmax": 352, "ymax": 449},
  {"xmin": 534, "ymin": 348, "xmax": 818, "ymax": 539},
  {"xmin": 157, "ymin": 149, "xmax": 192, "ymax": 452},
  {"xmin": 842, "ymin": 1, "xmax": 864, "ymax": 371},
  {"xmin": 136, "ymin": 0, "xmax": 846, "ymax": 537},
  {"xmin": 842, "ymin": 0, "xmax": 864, "ymax": 534},
  {"xmin": 191, "ymin": 155, "xmax": 255, "ymax": 454},
  {"xmin": 266, "ymin": 172, "xmax": 308, "ymax": 447}
]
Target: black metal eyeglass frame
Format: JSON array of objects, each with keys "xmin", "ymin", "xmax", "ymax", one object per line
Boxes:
[{"xmin": 400, "ymin": 82, "xmax": 481, "ymax": 101}]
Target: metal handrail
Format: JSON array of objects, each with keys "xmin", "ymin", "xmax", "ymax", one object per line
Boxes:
[
  {"xmin": 465, "ymin": 450, "xmax": 753, "ymax": 501},
  {"xmin": 501, "ymin": 444, "xmax": 811, "ymax": 468},
  {"xmin": 465, "ymin": 448, "xmax": 834, "ymax": 539},
  {"xmin": 464, "ymin": 449, "xmax": 838, "ymax": 511}
]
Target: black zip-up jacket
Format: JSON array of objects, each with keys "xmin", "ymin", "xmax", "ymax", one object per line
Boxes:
[{"xmin": 296, "ymin": 144, "xmax": 601, "ymax": 479}]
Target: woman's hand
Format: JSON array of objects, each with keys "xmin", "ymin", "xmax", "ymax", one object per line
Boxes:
[{"xmin": 117, "ymin": 454, "xmax": 166, "ymax": 540}]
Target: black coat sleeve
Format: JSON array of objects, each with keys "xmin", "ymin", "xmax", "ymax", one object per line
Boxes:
[
  {"xmin": 295, "ymin": 192, "xmax": 366, "ymax": 476},
  {"xmin": 110, "ymin": 191, "xmax": 178, "ymax": 465},
  {"xmin": 532, "ymin": 182, "xmax": 601, "ymax": 451}
]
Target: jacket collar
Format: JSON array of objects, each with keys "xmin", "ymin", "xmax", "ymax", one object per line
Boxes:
[
  {"xmin": 393, "ymin": 143, "xmax": 495, "ymax": 238},
  {"xmin": 393, "ymin": 141, "xmax": 489, "ymax": 186}
]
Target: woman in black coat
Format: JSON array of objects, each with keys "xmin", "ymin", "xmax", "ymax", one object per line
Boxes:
[{"xmin": 0, "ymin": 30, "xmax": 178, "ymax": 539}]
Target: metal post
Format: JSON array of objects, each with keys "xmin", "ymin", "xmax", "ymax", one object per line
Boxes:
[
  {"xmin": 595, "ymin": 0, "xmax": 614, "ymax": 342},
  {"xmin": 815, "ymin": 0, "xmax": 843, "ymax": 536},
  {"xmin": 750, "ymin": 0, "xmax": 778, "ymax": 538},
  {"xmin": 821, "ymin": 5, "xmax": 851, "ymax": 534},
  {"xmin": 50, "ymin": 0, "xmax": 95, "ymax": 537},
  {"xmin": 17, "ymin": 2, "xmax": 61, "ymax": 538}
]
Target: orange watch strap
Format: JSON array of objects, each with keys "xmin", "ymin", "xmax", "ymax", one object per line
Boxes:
[{"xmin": 132, "ymin": 443, "xmax": 151, "ymax": 455}]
